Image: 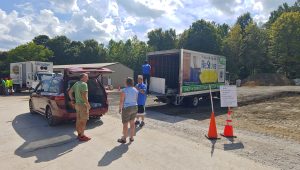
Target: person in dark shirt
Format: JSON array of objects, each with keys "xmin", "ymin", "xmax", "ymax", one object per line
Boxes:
[{"xmin": 142, "ymin": 60, "xmax": 151, "ymax": 93}]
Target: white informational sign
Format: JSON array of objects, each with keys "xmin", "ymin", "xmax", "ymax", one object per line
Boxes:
[{"xmin": 220, "ymin": 85, "xmax": 238, "ymax": 107}]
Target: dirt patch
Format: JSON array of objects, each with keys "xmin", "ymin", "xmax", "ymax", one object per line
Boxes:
[
  {"xmin": 221, "ymin": 95, "xmax": 300, "ymax": 142},
  {"xmin": 148, "ymin": 93, "xmax": 300, "ymax": 142}
]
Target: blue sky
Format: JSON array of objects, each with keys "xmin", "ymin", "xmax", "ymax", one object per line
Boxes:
[{"xmin": 0, "ymin": 0, "xmax": 294, "ymax": 51}]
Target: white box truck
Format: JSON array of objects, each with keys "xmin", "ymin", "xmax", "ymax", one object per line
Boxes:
[
  {"xmin": 147, "ymin": 49, "xmax": 228, "ymax": 107},
  {"xmin": 10, "ymin": 61, "xmax": 54, "ymax": 92}
]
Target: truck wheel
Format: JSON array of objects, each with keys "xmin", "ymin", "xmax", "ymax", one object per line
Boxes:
[
  {"xmin": 215, "ymin": 92, "xmax": 221, "ymax": 98},
  {"xmin": 13, "ymin": 85, "xmax": 21, "ymax": 93},
  {"xmin": 184, "ymin": 96, "xmax": 199, "ymax": 107},
  {"xmin": 46, "ymin": 107, "xmax": 59, "ymax": 126},
  {"xmin": 191, "ymin": 96, "xmax": 199, "ymax": 107}
]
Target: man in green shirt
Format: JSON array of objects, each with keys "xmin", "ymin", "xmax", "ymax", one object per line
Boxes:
[{"xmin": 68, "ymin": 73, "xmax": 91, "ymax": 142}]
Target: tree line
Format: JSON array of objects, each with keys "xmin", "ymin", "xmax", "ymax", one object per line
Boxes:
[{"xmin": 1, "ymin": 0, "xmax": 300, "ymax": 80}]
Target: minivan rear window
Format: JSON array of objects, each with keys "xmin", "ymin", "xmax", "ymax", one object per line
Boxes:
[{"xmin": 49, "ymin": 79, "xmax": 62, "ymax": 93}]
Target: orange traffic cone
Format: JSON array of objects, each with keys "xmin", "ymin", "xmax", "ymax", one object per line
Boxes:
[
  {"xmin": 221, "ymin": 108, "xmax": 237, "ymax": 138},
  {"xmin": 206, "ymin": 112, "xmax": 219, "ymax": 140}
]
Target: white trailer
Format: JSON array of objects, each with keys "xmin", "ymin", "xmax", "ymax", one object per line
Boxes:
[{"xmin": 10, "ymin": 61, "xmax": 54, "ymax": 92}]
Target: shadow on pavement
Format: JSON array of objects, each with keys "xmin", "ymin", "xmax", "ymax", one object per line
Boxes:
[
  {"xmin": 13, "ymin": 112, "xmax": 103, "ymax": 163},
  {"xmin": 223, "ymin": 138, "xmax": 245, "ymax": 151},
  {"xmin": 146, "ymin": 99, "xmax": 227, "ymax": 123},
  {"xmin": 98, "ymin": 143, "xmax": 131, "ymax": 166},
  {"xmin": 98, "ymin": 124, "xmax": 143, "ymax": 167},
  {"xmin": 210, "ymin": 139, "xmax": 217, "ymax": 157}
]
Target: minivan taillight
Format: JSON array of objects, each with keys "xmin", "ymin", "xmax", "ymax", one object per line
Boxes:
[
  {"xmin": 50, "ymin": 95, "xmax": 65, "ymax": 101},
  {"xmin": 55, "ymin": 96, "xmax": 65, "ymax": 101}
]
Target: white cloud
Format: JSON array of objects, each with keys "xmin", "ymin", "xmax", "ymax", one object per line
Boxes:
[
  {"xmin": 0, "ymin": 0, "xmax": 297, "ymax": 51},
  {"xmin": 49, "ymin": 0, "xmax": 79, "ymax": 13},
  {"xmin": 0, "ymin": 8, "xmax": 70, "ymax": 51},
  {"xmin": 116, "ymin": 0, "xmax": 165, "ymax": 18}
]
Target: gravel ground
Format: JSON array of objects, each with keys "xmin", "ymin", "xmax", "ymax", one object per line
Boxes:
[{"xmin": 108, "ymin": 86, "xmax": 300, "ymax": 170}]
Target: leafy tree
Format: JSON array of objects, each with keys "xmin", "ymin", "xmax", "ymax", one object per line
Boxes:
[
  {"xmin": 7, "ymin": 42, "xmax": 53, "ymax": 63},
  {"xmin": 265, "ymin": 1, "xmax": 300, "ymax": 28},
  {"xmin": 178, "ymin": 19, "xmax": 221, "ymax": 54},
  {"xmin": 216, "ymin": 23, "xmax": 230, "ymax": 40},
  {"xmin": 107, "ymin": 36, "xmax": 149, "ymax": 78},
  {"xmin": 33, "ymin": 35, "xmax": 50, "ymax": 46},
  {"xmin": 64, "ymin": 41, "xmax": 84, "ymax": 64},
  {"xmin": 0, "ymin": 51, "xmax": 9, "ymax": 76},
  {"xmin": 222, "ymin": 24, "xmax": 243, "ymax": 80},
  {"xmin": 269, "ymin": 12, "xmax": 300, "ymax": 78},
  {"xmin": 46, "ymin": 36, "xmax": 71, "ymax": 64},
  {"xmin": 236, "ymin": 12, "xmax": 253, "ymax": 33},
  {"xmin": 79, "ymin": 39, "xmax": 106, "ymax": 64},
  {"xmin": 147, "ymin": 28, "xmax": 176, "ymax": 51},
  {"xmin": 240, "ymin": 23, "xmax": 270, "ymax": 77}
]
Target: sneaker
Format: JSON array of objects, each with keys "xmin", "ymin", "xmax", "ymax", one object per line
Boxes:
[
  {"xmin": 117, "ymin": 138, "xmax": 126, "ymax": 144},
  {"xmin": 79, "ymin": 135, "xmax": 91, "ymax": 141},
  {"xmin": 140, "ymin": 121, "xmax": 145, "ymax": 127},
  {"xmin": 135, "ymin": 121, "xmax": 140, "ymax": 125}
]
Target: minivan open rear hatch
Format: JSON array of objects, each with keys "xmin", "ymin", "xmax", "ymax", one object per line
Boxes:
[{"xmin": 64, "ymin": 67, "xmax": 113, "ymax": 78}]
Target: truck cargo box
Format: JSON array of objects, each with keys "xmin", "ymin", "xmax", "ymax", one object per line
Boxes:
[{"xmin": 147, "ymin": 49, "xmax": 226, "ymax": 106}]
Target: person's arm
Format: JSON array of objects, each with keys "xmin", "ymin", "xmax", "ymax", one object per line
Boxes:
[
  {"xmin": 119, "ymin": 91, "xmax": 125, "ymax": 113},
  {"xmin": 81, "ymin": 91, "xmax": 90, "ymax": 108},
  {"xmin": 135, "ymin": 84, "xmax": 140, "ymax": 90},
  {"xmin": 139, "ymin": 85, "xmax": 147, "ymax": 94},
  {"xmin": 68, "ymin": 88, "xmax": 75, "ymax": 101}
]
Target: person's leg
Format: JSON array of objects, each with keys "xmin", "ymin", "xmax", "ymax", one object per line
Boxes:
[
  {"xmin": 78, "ymin": 105, "xmax": 91, "ymax": 141},
  {"xmin": 80, "ymin": 106, "xmax": 89, "ymax": 137},
  {"xmin": 122, "ymin": 122, "xmax": 129, "ymax": 139},
  {"xmin": 75, "ymin": 105, "xmax": 82, "ymax": 137},
  {"xmin": 80, "ymin": 119, "xmax": 88, "ymax": 136},
  {"xmin": 139, "ymin": 105, "xmax": 145, "ymax": 127},
  {"xmin": 141, "ymin": 115, "xmax": 145, "ymax": 122},
  {"xmin": 146, "ymin": 74, "xmax": 150, "ymax": 93},
  {"xmin": 135, "ymin": 115, "xmax": 140, "ymax": 125},
  {"xmin": 129, "ymin": 119, "xmax": 135, "ymax": 139},
  {"xmin": 129, "ymin": 107, "xmax": 138, "ymax": 139},
  {"xmin": 76, "ymin": 114, "xmax": 81, "ymax": 136},
  {"xmin": 143, "ymin": 74, "xmax": 146, "ymax": 84}
]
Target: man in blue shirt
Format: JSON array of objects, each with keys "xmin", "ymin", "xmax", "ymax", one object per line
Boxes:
[
  {"xmin": 142, "ymin": 60, "xmax": 151, "ymax": 93},
  {"xmin": 135, "ymin": 75, "xmax": 147, "ymax": 127}
]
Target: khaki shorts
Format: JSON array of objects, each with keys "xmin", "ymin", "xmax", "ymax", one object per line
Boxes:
[
  {"xmin": 75, "ymin": 104, "xmax": 90, "ymax": 120},
  {"xmin": 122, "ymin": 106, "xmax": 138, "ymax": 123}
]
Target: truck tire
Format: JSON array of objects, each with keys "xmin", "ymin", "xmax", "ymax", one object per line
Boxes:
[
  {"xmin": 214, "ymin": 91, "xmax": 221, "ymax": 98},
  {"xmin": 13, "ymin": 85, "xmax": 21, "ymax": 93},
  {"xmin": 184, "ymin": 96, "xmax": 199, "ymax": 107},
  {"xmin": 191, "ymin": 96, "xmax": 199, "ymax": 107}
]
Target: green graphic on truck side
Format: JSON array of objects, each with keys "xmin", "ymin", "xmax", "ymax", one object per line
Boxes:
[{"xmin": 182, "ymin": 83, "xmax": 224, "ymax": 93}]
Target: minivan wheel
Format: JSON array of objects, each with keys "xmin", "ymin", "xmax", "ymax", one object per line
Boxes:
[
  {"xmin": 46, "ymin": 107, "xmax": 58, "ymax": 126},
  {"xmin": 29, "ymin": 100, "xmax": 35, "ymax": 114}
]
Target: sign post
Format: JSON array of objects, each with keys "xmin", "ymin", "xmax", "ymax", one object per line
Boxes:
[{"xmin": 220, "ymin": 85, "xmax": 238, "ymax": 138}]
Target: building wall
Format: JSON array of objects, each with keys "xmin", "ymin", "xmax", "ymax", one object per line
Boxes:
[{"xmin": 106, "ymin": 64, "xmax": 134, "ymax": 88}]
